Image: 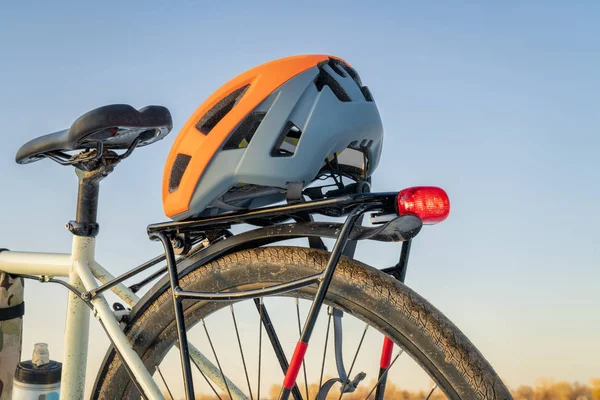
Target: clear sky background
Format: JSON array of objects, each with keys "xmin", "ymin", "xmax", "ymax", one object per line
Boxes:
[{"xmin": 1, "ymin": 0, "xmax": 599, "ymax": 396}]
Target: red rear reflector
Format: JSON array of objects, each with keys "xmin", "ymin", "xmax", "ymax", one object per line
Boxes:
[{"xmin": 396, "ymin": 186, "xmax": 450, "ymax": 224}]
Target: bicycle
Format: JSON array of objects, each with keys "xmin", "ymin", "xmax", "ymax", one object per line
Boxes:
[{"xmin": 0, "ymin": 67, "xmax": 512, "ymax": 400}]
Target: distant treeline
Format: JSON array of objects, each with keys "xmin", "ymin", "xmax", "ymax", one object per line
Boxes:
[
  {"xmin": 184, "ymin": 377, "xmax": 600, "ymax": 399},
  {"xmin": 512, "ymin": 378, "xmax": 600, "ymax": 400}
]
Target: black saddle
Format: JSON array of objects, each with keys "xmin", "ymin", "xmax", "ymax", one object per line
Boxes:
[{"xmin": 16, "ymin": 104, "xmax": 173, "ymax": 164}]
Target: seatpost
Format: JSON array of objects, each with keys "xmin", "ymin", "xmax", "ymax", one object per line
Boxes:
[
  {"xmin": 66, "ymin": 166, "xmax": 112, "ymax": 237},
  {"xmin": 76, "ymin": 174, "xmax": 99, "ymax": 223}
]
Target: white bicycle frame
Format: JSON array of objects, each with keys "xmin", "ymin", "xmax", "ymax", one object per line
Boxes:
[
  {"xmin": 0, "ymin": 235, "xmax": 165, "ymax": 399},
  {"xmin": 0, "ymin": 234, "xmax": 248, "ymax": 400}
]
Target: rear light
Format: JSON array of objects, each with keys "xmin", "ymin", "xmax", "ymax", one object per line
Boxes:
[{"xmin": 396, "ymin": 186, "xmax": 450, "ymax": 224}]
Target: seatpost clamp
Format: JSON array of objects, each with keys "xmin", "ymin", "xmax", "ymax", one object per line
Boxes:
[{"xmin": 66, "ymin": 221, "xmax": 100, "ymax": 237}]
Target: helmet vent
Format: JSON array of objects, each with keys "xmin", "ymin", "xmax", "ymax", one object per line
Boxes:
[
  {"xmin": 314, "ymin": 67, "xmax": 351, "ymax": 102},
  {"xmin": 169, "ymin": 153, "xmax": 192, "ymax": 193},
  {"xmin": 196, "ymin": 85, "xmax": 249, "ymax": 135},
  {"xmin": 340, "ymin": 63, "xmax": 374, "ymax": 102},
  {"xmin": 223, "ymin": 112, "xmax": 266, "ymax": 150},
  {"xmin": 327, "ymin": 59, "xmax": 347, "ymax": 77},
  {"xmin": 271, "ymin": 121, "xmax": 303, "ymax": 157},
  {"xmin": 360, "ymin": 86, "xmax": 374, "ymax": 102}
]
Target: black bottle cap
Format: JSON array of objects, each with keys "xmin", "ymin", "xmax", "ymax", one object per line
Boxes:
[{"xmin": 15, "ymin": 360, "xmax": 62, "ymax": 384}]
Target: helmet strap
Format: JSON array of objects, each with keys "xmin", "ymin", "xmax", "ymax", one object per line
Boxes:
[{"xmin": 286, "ymin": 181, "xmax": 304, "ymax": 204}]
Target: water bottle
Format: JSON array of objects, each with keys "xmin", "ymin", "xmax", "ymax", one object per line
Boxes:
[{"xmin": 12, "ymin": 343, "xmax": 61, "ymax": 400}]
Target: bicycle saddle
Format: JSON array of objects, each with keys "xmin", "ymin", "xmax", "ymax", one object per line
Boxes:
[{"xmin": 16, "ymin": 104, "xmax": 173, "ymax": 164}]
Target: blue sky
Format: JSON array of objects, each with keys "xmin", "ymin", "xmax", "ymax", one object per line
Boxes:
[{"xmin": 1, "ymin": 0, "xmax": 599, "ymax": 394}]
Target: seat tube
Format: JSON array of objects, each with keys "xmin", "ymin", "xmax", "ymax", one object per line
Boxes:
[
  {"xmin": 60, "ymin": 168, "xmax": 102, "ymax": 399},
  {"xmin": 61, "ymin": 236, "xmax": 94, "ymax": 399}
]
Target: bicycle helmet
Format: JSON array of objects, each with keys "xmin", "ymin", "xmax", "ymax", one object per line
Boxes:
[{"xmin": 162, "ymin": 54, "xmax": 383, "ymax": 220}]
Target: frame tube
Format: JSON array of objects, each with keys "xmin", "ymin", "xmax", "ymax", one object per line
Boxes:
[
  {"xmin": 0, "ymin": 252, "xmax": 71, "ymax": 277},
  {"xmin": 60, "ymin": 236, "xmax": 93, "ymax": 400},
  {"xmin": 74, "ymin": 257, "xmax": 164, "ymax": 399},
  {"xmin": 90, "ymin": 261, "xmax": 140, "ymax": 307},
  {"xmin": 88, "ymin": 254, "xmax": 166, "ymax": 299}
]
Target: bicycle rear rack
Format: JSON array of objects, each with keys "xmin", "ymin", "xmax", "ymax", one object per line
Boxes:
[{"xmin": 146, "ymin": 192, "xmax": 420, "ymax": 400}]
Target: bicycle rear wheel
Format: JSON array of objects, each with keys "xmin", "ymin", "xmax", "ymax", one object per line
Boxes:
[{"xmin": 93, "ymin": 246, "xmax": 511, "ymax": 399}]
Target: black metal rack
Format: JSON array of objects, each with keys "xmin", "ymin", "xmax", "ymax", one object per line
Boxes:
[{"xmin": 142, "ymin": 192, "xmax": 420, "ymax": 400}]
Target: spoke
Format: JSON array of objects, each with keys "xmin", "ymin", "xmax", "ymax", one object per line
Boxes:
[
  {"xmin": 254, "ymin": 298, "xmax": 303, "ymax": 400},
  {"xmin": 295, "ymin": 298, "xmax": 309, "ymax": 400},
  {"xmin": 338, "ymin": 324, "xmax": 369, "ymax": 400},
  {"xmin": 231, "ymin": 305, "xmax": 254, "ymax": 400},
  {"xmin": 202, "ymin": 319, "xmax": 233, "ymax": 400},
  {"xmin": 319, "ymin": 313, "xmax": 333, "ymax": 390},
  {"xmin": 364, "ymin": 350, "xmax": 403, "ymax": 400},
  {"xmin": 155, "ymin": 365, "xmax": 175, "ymax": 400},
  {"xmin": 184, "ymin": 342, "xmax": 247, "ymax": 398},
  {"xmin": 425, "ymin": 384, "xmax": 438, "ymax": 400},
  {"xmin": 258, "ymin": 297, "xmax": 263, "ymax": 400},
  {"xmin": 196, "ymin": 363, "xmax": 223, "ymax": 400}
]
